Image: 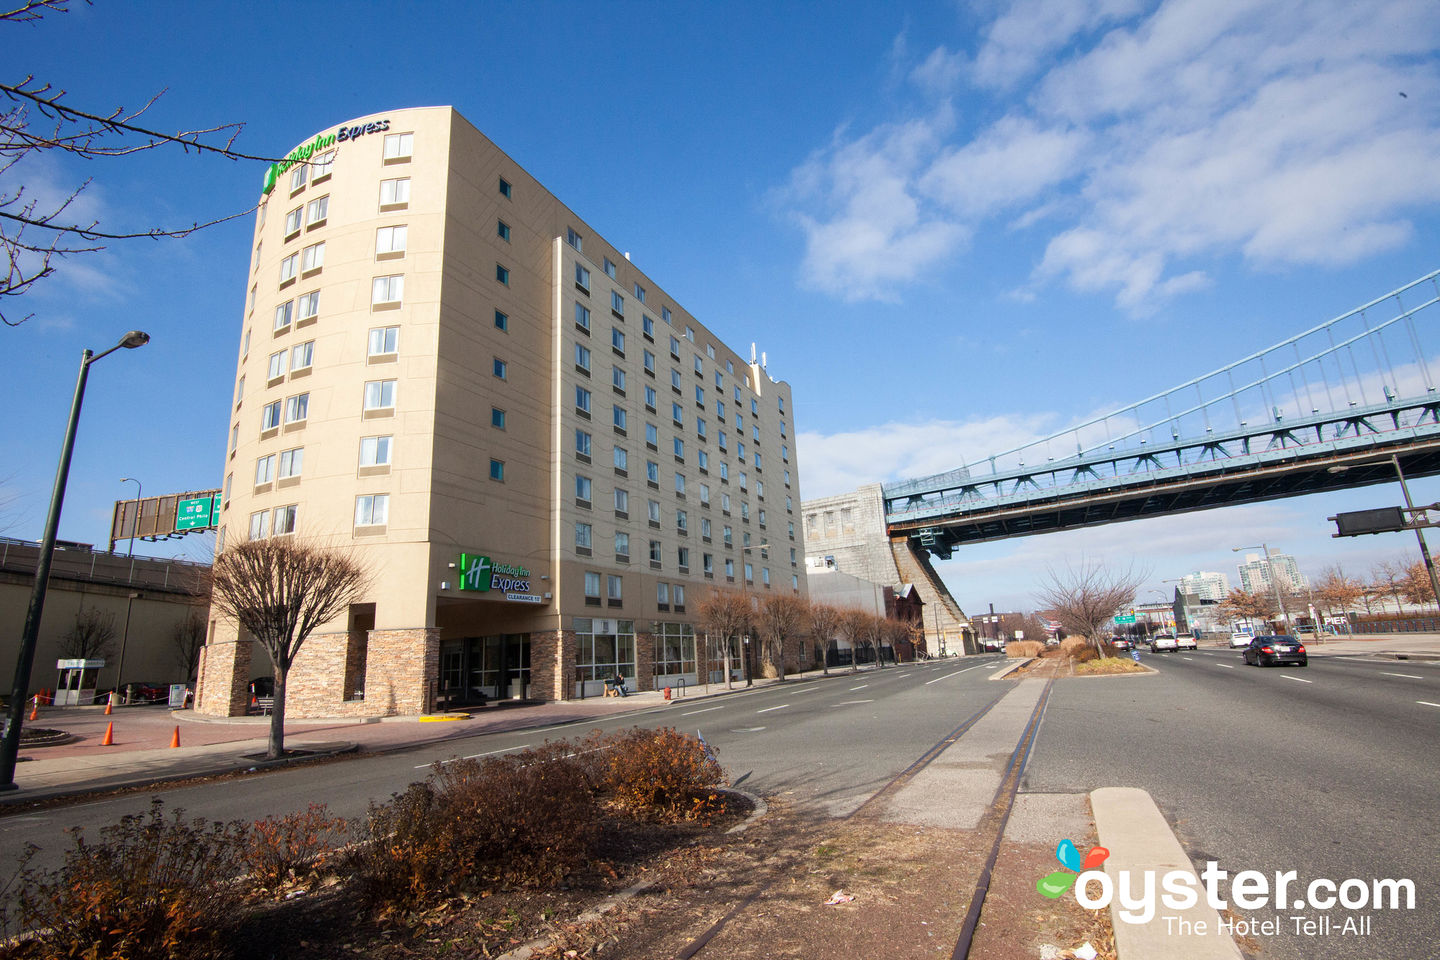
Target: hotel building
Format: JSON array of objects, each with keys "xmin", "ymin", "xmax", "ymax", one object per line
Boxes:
[{"xmin": 196, "ymin": 107, "xmax": 805, "ymax": 718}]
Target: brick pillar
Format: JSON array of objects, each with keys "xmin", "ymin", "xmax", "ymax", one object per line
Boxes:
[
  {"xmin": 361, "ymin": 627, "xmax": 440, "ymax": 715},
  {"xmin": 529, "ymin": 627, "xmax": 575, "ymax": 701},
  {"xmin": 635, "ymin": 629, "xmax": 656, "ymax": 692},
  {"xmin": 195, "ymin": 623, "xmax": 252, "ymax": 718}
]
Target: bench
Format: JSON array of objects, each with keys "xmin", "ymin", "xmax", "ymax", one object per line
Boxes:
[{"xmin": 254, "ymin": 697, "xmax": 275, "ymax": 715}]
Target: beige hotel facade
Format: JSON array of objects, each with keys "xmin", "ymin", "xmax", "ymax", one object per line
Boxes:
[{"xmin": 196, "ymin": 107, "xmax": 806, "ymax": 718}]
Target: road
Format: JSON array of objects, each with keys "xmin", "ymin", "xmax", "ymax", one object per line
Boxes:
[{"xmin": 1, "ymin": 651, "xmax": 1435, "ymax": 959}]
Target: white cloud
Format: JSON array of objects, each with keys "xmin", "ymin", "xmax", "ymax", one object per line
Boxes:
[{"xmin": 972, "ymin": 0, "xmax": 1146, "ymax": 89}]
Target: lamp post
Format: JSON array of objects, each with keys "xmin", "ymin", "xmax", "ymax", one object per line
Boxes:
[
  {"xmin": 0, "ymin": 331, "xmax": 150, "ymax": 790},
  {"xmin": 1328, "ymin": 455, "xmax": 1440, "ymax": 614},
  {"xmin": 115, "ymin": 592, "xmax": 140, "ymax": 702},
  {"xmin": 1232, "ymin": 543, "xmax": 1289, "ymax": 634},
  {"xmin": 121, "ymin": 477, "xmax": 142, "ymax": 557}
]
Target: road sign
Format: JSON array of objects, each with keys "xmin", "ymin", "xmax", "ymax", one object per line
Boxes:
[
  {"xmin": 175, "ymin": 496, "xmax": 214, "ymax": 530},
  {"xmin": 1115, "ymin": 614, "xmax": 1137, "ymax": 624}
]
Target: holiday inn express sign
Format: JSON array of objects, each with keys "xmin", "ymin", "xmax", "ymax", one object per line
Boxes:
[
  {"xmin": 457, "ymin": 553, "xmax": 543, "ymax": 603},
  {"xmin": 261, "ymin": 118, "xmax": 392, "ymax": 195}
]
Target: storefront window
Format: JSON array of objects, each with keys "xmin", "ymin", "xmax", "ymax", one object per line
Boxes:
[
  {"xmin": 651, "ymin": 621, "xmax": 696, "ymax": 677},
  {"xmin": 573, "ymin": 617, "xmax": 635, "ymax": 682}
]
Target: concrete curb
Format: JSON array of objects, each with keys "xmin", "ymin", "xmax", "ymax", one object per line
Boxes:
[
  {"xmin": 989, "ymin": 658, "xmax": 1031, "ymax": 680},
  {"xmin": 1090, "ymin": 787, "xmax": 1243, "ymax": 960}
]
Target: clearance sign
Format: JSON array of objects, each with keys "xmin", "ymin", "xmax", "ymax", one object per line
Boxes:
[{"xmin": 261, "ymin": 118, "xmax": 392, "ymax": 195}]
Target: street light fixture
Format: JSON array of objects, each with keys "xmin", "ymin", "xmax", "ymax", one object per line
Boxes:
[
  {"xmin": 120, "ymin": 477, "xmax": 142, "ymax": 557},
  {"xmin": 0, "ymin": 330, "xmax": 150, "ymax": 790},
  {"xmin": 1327, "ymin": 455, "xmax": 1440, "ymax": 612},
  {"xmin": 1232, "ymin": 543, "xmax": 1290, "ymax": 633}
]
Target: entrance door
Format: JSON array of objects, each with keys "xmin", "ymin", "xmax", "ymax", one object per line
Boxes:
[{"xmin": 441, "ymin": 635, "xmax": 531, "ymax": 705}]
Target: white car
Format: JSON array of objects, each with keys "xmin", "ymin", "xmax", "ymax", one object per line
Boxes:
[
  {"xmin": 1150, "ymin": 634, "xmax": 1178, "ymax": 652},
  {"xmin": 1229, "ymin": 633, "xmax": 1255, "ymax": 649},
  {"xmin": 1176, "ymin": 635, "xmax": 1198, "ymax": 650}
]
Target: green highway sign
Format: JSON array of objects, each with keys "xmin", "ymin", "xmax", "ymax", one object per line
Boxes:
[
  {"xmin": 1114, "ymin": 614, "xmax": 1137, "ymax": 624},
  {"xmin": 176, "ymin": 496, "xmax": 214, "ymax": 531}
]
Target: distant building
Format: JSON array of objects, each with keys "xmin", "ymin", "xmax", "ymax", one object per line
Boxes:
[
  {"xmin": 1237, "ymin": 553, "xmax": 1308, "ymax": 594},
  {"xmin": 1180, "ymin": 571, "xmax": 1230, "ymax": 601}
]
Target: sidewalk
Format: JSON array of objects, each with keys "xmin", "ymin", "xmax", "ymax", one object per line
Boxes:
[{"xmin": 3, "ymin": 666, "xmax": 851, "ymax": 804}]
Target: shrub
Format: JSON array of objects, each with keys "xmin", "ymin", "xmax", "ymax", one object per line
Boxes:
[
  {"xmin": 601, "ymin": 727, "xmax": 723, "ymax": 820},
  {"xmin": 240, "ymin": 803, "xmax": 349, "ymax": 895},
  {"xmin": 1059, "ymin": 636, "xmax": 1092, "ymax": 658},
  {"xmin": 1005, "ymin": 640, "xmax": 1045, "ymax": 658},
  {"xmin": 13, "ymin": 799, "xmax": 244, "ymax": 960}
]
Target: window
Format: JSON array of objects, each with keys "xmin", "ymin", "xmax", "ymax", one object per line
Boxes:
[
  {"xmin": 497, "ymin": 220, "xmax": 511, "ymax": 242},
  {"xmin": 715, "ymin": 370, "xmax": 723, "ymax": 388},
  {"xmin": 583, "ymin": 571, "xmax": 601, "ymax": 602},
  {"xmin": 612, "ymin": 366, "xmax": 626, "ymax": 391},
  {"xmin": 700, "ymin": 483, "xmax": 711, "ymax": 506},
  {"xmin": 646, "ymin": 460, "xmax": 660, "ymax": 484},
  {"xmin": 607, "ymin": 575, "xmax": 623, "ymax": 603},
  {"xmin": 566, "ymin": 228, "xmax": 583, "ymax": 252},
  {"xmin": 575, "ymin": 343, "xmax": 591, "ymax": 373},
  {"xmin": 575, "ymin": 385, "xmax": 592, "ymax": 414},
  {"xmin": 612, "ymin": 327, "xmax": 625, "ymax": 354},
  {"xmin": 644, "ymin": 385, "xmax": 657, "ymax": 410},
  {"xmin": 312, "ymin": 150, "xmax": 335, "ymax": 181},
  {"xmin": 382, "ymin": 132, "xmax": 413, "ymax": 161},
  {"xmin": 701, "ymin": 517, "xmax": 713, "ymax": 539},
  {"xmin": 297, "ymin": 290, "xmax": 319, "ymax": 322},
  {"xmin": 751, "ymin": 398, "xmax": 759, "ymax": 416},
  {"xmin": 368, "ymin": 326, "xmax": 400, "ymax": 357},
  {"xmin": 616, "ymin": 488, "xmax": 631, "ymax": 515},
  {"xmin": 498, "ymin": 177, "xmax": 512, "ymax": 198},
  {"xmin": 693, "ymin": 355, "xmax": 703, "ymax": 375},
  {"xmin": 261, "ymin": 400, "xmax": 281, "ymax": 431},
  {"xmin": 674, "ymin": 472, "xmax": 686, "ymax": 495},
  {"xmin": 575, "ymin": 522, "xmax": 593, "ymax": 550},
  {"xmin": 284, "ymin": 392, "xmax": 309, "ymax": 424},
  {"xmin": 495, "ymin": 264, "xmax": 509, "ymax": 285},
  {"xmin": 360, "ymin": 435, "xmax": 392, "ymax": 467},
  {"xmin": 489, "ymin": 459, "xmax": 505, "ymax": 481},
  {"xmin": 762, "ymin": 567, "xmax": 771, "ymax": 586},
  {"xmin": 235, "ymin": 374, "xmax": 245, "ymax": 404},
  {"xmin": 648, "ymin": 499, "xmax": 662, "ymax": 523},
  {"xmin": 782, "ymin": 444, "xmax": 790, "ymax": 462},
  {"xmin": 611, "ymin": 290, "xmax": 625, "ymax": 316},
  {"xmin": 278, "ymin": 447, "xmax": 303, "ymax": 479},
  {"xmin": 576, "ymin": 474, "xmax": 593, "ymax": 503},
  {"xmin": 249, "ymin": 510, "xmax": 269, "ymax": 540},
  {"xmin": 273, "ymin": 504, "xmax": 298, "ymax": 535},
  {"xmin": 355, "ymin": 494, "xmax": 389, "ymax": 527},
  {"xmin": 306, "ymin": 195, "xmax": 328, "ymax": 226},
  {"xmin": 279, "ymin": 253, "xmax": 298, "ymax": 283},
  {"xmin": 575, "ymin": 263, "xmax": 590, "ymax": 292},
  {"xmin": 671, "ymin": 369, "xmax": 682, "ymax": 390},
  {"xmin": 745, "ymin": 562, "xmax": 754, "ymax": 583},
  {"xmin": 230, "ymin": 422, "xmax": 239, "ymax": 452},
  {"xmin": 649, "ymin": 539, "xmax": 663, "ymax": 563},
  {"xmin": 697, "ymin": 418, "xmax": 707, "ymax": 439},
  {"xmin": 672, "ymin": 402, "xmax": 684, "ymax": 425},
  {"xmin": 718, "ymin": 430, "xmax": 728, "ymax": 451},
  {"xmin": 703, "ymin": 553, "xmax": 714, "ymax": 575},
  {"xmin": 575, "ymin": 429, "xmax": 592, "ymax": 458},
  {"xmin": 645, "ymin": 422, "xmax": 658, "ymax": 448},
  {"xmin": 612, "ymin": 404, "xmax": 626, "ymax": 431},
  {"xmin": 662, "ymin": 306, "xmax": 673, "ymax": 324},
  {"xmin": 643, "ymin": 349, "xmax": 655, "ymax": 373},
  {"xmin": 613, "ymin": 446, "xmax": 628, "ymax": 471},
  {"xmin": 372, "ymin": 275, "xmax": 404, "ymax": 306},
  {"xmin": 603, "ymin": 257, "xmax": 616, "ymax": 279},
  {"xmin": 669, "ymin": 335, "xmax": 681, "ymax": 358},
  {"xmin": 717, "ymin": 401, "xmax": 725, "ymax": 422},
  {"xmin": 698, "ymin": 449, "xmax": 709, "ymax": 470},
  {"xmin": 722, "ymin": 492, "xmax": 731, "ymax": 513},
  {"xmin": 267, "ymin": 350, "xmax": 286, "ymax": 381},
  {"xmin": 255, "ymin": 454, "xmax": 275, "ymax": 485},
  {"xmin": 676, "ymin": 509, "xmax": 688, "ymax": 533},
  {"xmin": 493, "ymin": 358, "xmax": 507, "ymax": 379},
  {"xmin": 379, "ymin": 177, "xmax": 411, "ymax": 207},
  {"xmin": 289, "ymin": 164, "xmax": 307, "ymax": 192},
  {"xmin": 284, "ymin": 206, "xmax": 302, "ymax": 235},
  {"xmin": 739, "ymin": 471, "xmax": 748, "ymax": 491},
  {"xmin": 724, "ymin": 558, "xmax": 735, "ymax": 578},
  {"xmin": 614, "ymin": 531, "xmax": 629, "ymax": 558},
  {"xmin": 375, "ymin": 225, "xmax": 407, "ymax": 257},
  {"xmin": 643, "ymin": 314, "xmax": 654, "ymax": 338},
  {"xmin": 720, "ymin": 461, "xmax": 729, "ymax": 481},
  {"xmin": 301, "ymin": 241, "xmax": 325, "ymax": 272},
  {"xmin": 685, "ymin": 326, "xmax": 695, "ymax": 342},
  {"xmin": 657, "ymin": 582, "xmax": 669, "ymax": 608},
  {"xmin": 723, "ymin": 525, "xmax": 733, "ymax": 547},
  {"xmin": 677, "ymin": 546, "xmax": 690, "ymax": 570},
  {"xmin": 695, "ymin": 386, "xmax": 705, "ymax": 407},
  {"xmin": 673, "ymin": 437, "xmax": 685, "ymax": 459},
  {"xmin": 491, "ymin": 407, "xmax": 506, "ymax": 429},
  {"xmin": 363, "ymin": 380, "xmax": 396, "ymax": 412},
  {"xmin": 486, "ymin": 310, "xmax": 505, "ymax": 334},
  {"xmin": 575, "ymin": 303, "xmax": 591, "ymax": 331}
]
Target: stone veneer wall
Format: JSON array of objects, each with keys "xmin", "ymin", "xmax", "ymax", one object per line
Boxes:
[
  {"xmin": 530, "ymin": 628, "xmax": 573, "ymax": 701},
  {"xmin": 195, "ymin": 631, "xmax": 252, "ymax": 717}
]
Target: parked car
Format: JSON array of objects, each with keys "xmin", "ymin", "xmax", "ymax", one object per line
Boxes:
[
  {"xmin": 1176, "ymin": 635, "xmax": 1198, "ymax": 651},
  {"xmin": 1109, "ymin": 636, "xmax": 1132, "ymax": 651},
  {"xmin": 1229, "ymin": 632, "xmax": 1255, "ymax": 649},
  {"xmin": 1243, "ymin": 635, "xmax": 1307, "ymax": 667},
  {"xmin": 117, "ymin": 681, "xmax": 170, "ymax": 704},
  {"xmin": 981, "ymin": 638, "xmax": 1005, "ymax": 652},
  {"xmin": 1149, "ymin": 633, "xmax": 1178, "ymax": 652}
]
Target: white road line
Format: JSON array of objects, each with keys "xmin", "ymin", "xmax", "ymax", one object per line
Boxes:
[
  {"xmin": 1215, "ymin": 664, "xmax": 1236, "ymax": 669},
  {"xmin": 1418, "ymin": 701, "xmax": 1440, "ymax": 708},
  {"xmin": 756, "ymin": 703, "xmax": 789, "ymax": 714},
  {"xmin": 1181, "ymin": 656, "xmax": 1195, "ymax": 661},
  {"xmin": 1382, "ymin": 672, "xmax": 1425, "ymax": 680},
  {"xmin": 422, "ymin": 744, "xmax": 531, "ymax": 768},
  {"xmin": 833, "ymin": 699, "xmax": 874, "ymax": 706},
  {"xmin": 850, "ymin": 684, "xmax": 869, "ymax": 691},
  {"xmin": 681, "ymin": 705, "xmax": 725, "ymax": 716},
  {"xmin": 1281, "ymin": 675, "xmax": 1313, "ymax": 684},
  {"xmin": 926, "ymin": 665, "xmax": 985, "ymax": 685}
]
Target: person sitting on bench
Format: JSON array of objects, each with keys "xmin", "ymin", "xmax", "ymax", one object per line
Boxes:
[{"xmin": 605, "ymin": 671, "xmax": 628, "ymax": 697}]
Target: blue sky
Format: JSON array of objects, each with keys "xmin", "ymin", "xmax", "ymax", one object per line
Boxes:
[{"xmin": 6, "ymin": 0, "xmax": 1440, "ymax": 613}]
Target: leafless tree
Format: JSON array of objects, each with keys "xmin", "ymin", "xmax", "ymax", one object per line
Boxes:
[
  {"xmin": 207, "ymin": 538, "xmax": 370, "ymax": 759},
  {"xmin": 1398, "ymin": 560, "xmax": 1437, "ymax": 609},
  {"xmin": 58, "ymin": 604, "xmax": 114, "ymax": 660},
  {"xmin": 170, "ymin": 607, "xmax": 207, "ymax": 682},
  {"xmin": 694, "ymin": 587, "xmax": 752, "ymax": 690},
  {"xmin": 0, "ymin": 2, "xmax": 295, "ymax": 326},
  {"xmin": 808, "ymin": 602, "xmax": 841, "ymax": 675},
  {"xmin": 1217, "ymin": 588, "xmax": 1277, "ymax": 631},
  {"xmin": 1034, "ymin": 559, "xmax": 1148, "ymax": 656},
  {"xmin": 1370, "ymin": 560, "xmax": 1407, "ymax": 612},
  {"xmin": 1312, "ymin": 565, "xmax": 1364, "ymax": 621},
  {"xmin": 837, "ymin": 609, "xmax": 870, "ymax": 672},
  {"xmin": 755, "ymin": 593, "xmax": 806, "ymax": 681}
]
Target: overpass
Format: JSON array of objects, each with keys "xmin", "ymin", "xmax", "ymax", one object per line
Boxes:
[{"xmin": 885, "ymin": 268, "xmax": 1440, "ymax": 557}]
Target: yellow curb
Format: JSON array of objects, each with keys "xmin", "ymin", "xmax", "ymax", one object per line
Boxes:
[{"xmin": 419, "ymin": 714, "xmax": 470, "ymax": 722}]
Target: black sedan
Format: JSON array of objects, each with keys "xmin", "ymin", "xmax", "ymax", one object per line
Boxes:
[{"xmin": 1242, "ymin": 635, "xmax": 1307, "ymax": 667}]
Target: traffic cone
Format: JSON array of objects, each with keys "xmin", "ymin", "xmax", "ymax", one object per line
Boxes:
[
  {"xmin": 169, "ymin": 726, "xmax": 180, "ymax": 749},
  {"xmin": 104, "ymin": 692, "xmax": 113, "ymax": 716},
  {"xmin": 100, "ymin": 721, "xmax": 114, "ymax": 746},
  {"xmin": 27, "ymin": 697, "xmax": 37, "ymax": 722}
]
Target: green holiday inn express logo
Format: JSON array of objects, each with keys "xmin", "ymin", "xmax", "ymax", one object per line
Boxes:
[
  {"xmin": 261, "ymin": 118, "xmax": 391, "ymax": 194},
  {"xmin": 457, "ymin": 554, "xmax": 533, "ymax": 594}
]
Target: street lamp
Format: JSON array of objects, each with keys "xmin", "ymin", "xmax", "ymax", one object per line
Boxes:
[
  {"xmin": 121, "ymin": 477, "xmax": 142, "ymax": 557},
  {"xmin": 1232, "ymin": 543, "xmax": 1289, "ymax": 634},
  {"xmin": 0, "ymin": 330, "xmax": 150, "ymax": 790},
  {"xmin": 1328, "ymin": 455, "xmax": 1440, "ymax": 612},
  {"xmin": 115, "ymin": 592, "xmax": 140, "ymax": 701}
]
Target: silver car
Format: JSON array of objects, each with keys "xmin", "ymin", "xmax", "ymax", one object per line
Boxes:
[{"xmin": 1149, "ymin": 633, "xmax": 1178, "ymax": 652}]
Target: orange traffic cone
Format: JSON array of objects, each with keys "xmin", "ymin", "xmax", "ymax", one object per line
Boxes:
[
  {"xmin": 104, "ymin": 692, "xmax": 113, "ymax": 716},
  {"xmin": 27, "ymin": 697, "xmax": 38, "ymax": 722},
  {"xmin": 169, "ymin": 726, "xmax": 181, "ymax": 749},
  {"xmin": 100, "ymin": 721, "xmax": 114, "ymax": 746}
]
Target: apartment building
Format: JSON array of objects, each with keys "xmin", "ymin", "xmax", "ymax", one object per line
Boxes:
[{"xmin": 196, "ymin": 107, "xmax": 804, "ymax": 718}]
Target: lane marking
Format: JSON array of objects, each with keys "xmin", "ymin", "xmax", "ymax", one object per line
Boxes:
[
  {"xmin": 1214, "ymin": 663, "xmax": 1236, "ymax": 669},
  {"xmin": 681, "ymin": 706, "xmax": 725, "ymax": 716},
  {"xmin": 1281, "ymin": 675, "xmax": 1313, "ymax": 684},
  {"xmin": 850, "ymin": 684, "xmax": 870, "ymax": 691},
  {"xmin": 421, "ymin": 743, "xmax": 531, "ymax": 769},
  {"xmin": 896, "ymin": 673, "xmax": 912, "ymax": 678},
  {"xmin": 1181, "ymin": 656, "xmax": 1195, "ymax": 661},
  {"xmin": 926, "ymin": 665, "xmax": 985, "ymax": 684},
  {"xmin": 756, "ymin": 703, "xmax": 789, "ymax": 714},
  {"xmin": 1382, "ymin": 672, "xmax": 1425, "ymax": 680},
  {"xmin": 833, "ymin": 699, "xmax": 874, "ymax": 706},
  {"xmin": 1418, "ymin": 701, "xmax": 1440, "ymax": 708},
  {"xmin": 731, "ymin": 726, "xmax": 766, "ymax": 733}
]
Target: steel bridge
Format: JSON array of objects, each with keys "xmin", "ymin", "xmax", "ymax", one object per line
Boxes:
[{"xmin": 886, "ymin": 268, "xmax": 1440, "ymax": 558}]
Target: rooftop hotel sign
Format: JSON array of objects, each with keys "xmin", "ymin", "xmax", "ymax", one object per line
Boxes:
[{"xmin": 261, "ymin": 118, "xmax": 391, "ymax": 195}]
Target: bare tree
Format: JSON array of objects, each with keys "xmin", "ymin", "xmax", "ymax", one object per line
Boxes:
[
  {"xmin": 1034, "ymin": 559, "xmax": 1148, "ymax": 656},
  {"xmin": 837, "ymin": 609, "xmax": 870, "ymax": 672},
  {"xmin": 1371, "ymin": 560, "xmax": 1407, "ymax": 612},
  {"xmin": 170, "ymin": 607, "xmax": 207, "ymax": 682},
  {"xmin": 808, "ymin": 602, "xmax": 841, "ymax": 676},
  {"xmin": 694, "ymin": 587, "xmax": 752, "ymax": 690},
  {"xmin": 207, "ymin": 538, "xmax": 370, "ymax": 759},
  {"xmin": 1399, "ymin": 560, "xmax": 1437, "ymax": 609},
  {"xmin": 59, "ymin": 605, "xmax": 114, "ymax": 660},
  {"xmin": 755, "ymin": 593, "xmax": 806, "ymax": 682},
  {"xmin": 1217, "ymin": 588, "xmax": 1277, "ymax": 631},
  {"xmin": 1312, "ymin": 566, "xmax": 1363, "ymax": 622}
]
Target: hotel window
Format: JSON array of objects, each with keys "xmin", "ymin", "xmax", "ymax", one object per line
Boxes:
[
  {"xmin": 634, "ymin": 283, "xmax": 645, "ymax": 303},
  {"xmin": 575, "ymin": 474, "xmax": 592, "ymax": 504},
  {"xmin": 715, "ymin": 370, "xmax": 722, "ymax": 388},
  {"xmin": 717, "ymin": 401, "xmax": 725, "ymax": 422},
  {"xmin": 778, "ymin": 396, "xmax": 785, "ymax": 413},
  {"xmin": 289, "ymin": 164, "xmax": 306, "ymax": 193},
  {"xmin": 235, "ymin": 374, "xmax": 245, "ymax": 404},
  {"xmin": 368, "ymin": 325, "xmax": 399, "ymax": 357},
  {"xmin": 648, "ymin": 499, "xmax": 662, "ymax": 524},
  {"xmin": 575, "ymin": 429, "xmax": 592, "ymax": 458},
  {"xmin": 355, "ymin": 494, "xmax": 388, "ymax": 527},
  {"xmin": 657, "ymin": 582, "xmax": 669, "ymax": 609},
  {"xmin": 284, "ymin": 206, "xmax": 302, "ymax": 236},
  {"xmin": 360, "ymin": 435, "xmax": 392, "ymax": 467},
  {"xmin": 375, "ymin": 225, "xmax": 407, "ymax": 258},
  {"xmin": 723, "ymin": 525, "xmax": 733, "ymax": 547},
  {"xmin": 739, "ymin": 471, "xmax": 748, "ymax": 491},
  {"xmin": 583, "ymin": 571, "xmax": 601, "ymax": 602},
  {"xmin": 575, "ymin": 385, "xmax": 592, "ymax": 414},
  {"xmin": 261, "ymin": 401, "xmax": 281, "ymax": 431},
  {"xmin": 575, "ymin": 303, "xmax": 591, "ymax": 331},
  {"xmin": 670, "ymin": 369, "xmax": 682, "ymax": 390},
  {"xmin": 249, "ymin": 510, "xmax": 269, "ymax": 540},
  {"xmin": 753, "ymin": 424, "xmax": 761, "ymax": 442},
  {"xmin": 497, "ymin": 220, "xmax": 511, "ymax": 242},
  {"xmin": 575, "ymin": 343, "xmax": 591, "ymax": 373},
  {"xmin": 645, "ymin": 422, "xmax": 658, "ymax": 447},
  {"xmin": 695, "ymin": 386, "xmax": 705, "ymax": 407},
  {"xmin": 363, "ymin": 380, "xmax": 396, "ymax": 413},
  {"xmin": 614, "ymin": 531, "xmax": 629, "ymax": 558},
  {"xmin": 697, "ymin": 418, "xmax": 707, "ymax": 439},
  {"xmin": 755, "ymin": 452, "xmax": 763, "ymax": 469},
  {"xmin": 673, "ymin": 584, "xmax": 685, "ymax": 608},
  {"xmin": 642, "ymin": 314, "xmax": 654, "ymax": 339},
  {"xmin": 677, "ymin": 546, "xmax": 690, "ymax": 570},
  {"xmin": 612, "ymin": 405, "xmax": 627, "ymax": 432},
  {"xmin": 614, "ymin": 488, "xmax": 629, "ymax": 515},
  {"xmin": 575, "ymin": 263, "xmax": 590, "ymax": 293},
  {"xmin": 751, "ymin": 398, "xmax": 759, "ymax": 415},
  {"xmin": 273, "ymin": 504, "xmax": 298, "ymax": 536},
  {"xmin": 673, "ymin": 437, "xmax": 684, "ymax": 459},
  {"xmin": 719, "ymin": 461, "xmax": 729, "ymax": 481},
  {"xmin": 744, "ymin": 562, "xmax": 754, "ymax": 583},
  {"xmin": 671, "ymin": 402, "xmax": 683, "ymax": 426},
  {"xmin": 646, "ymin": 461, "xmax": 660, "ymax": 484},
  {"xmin": 612, "ymin": 365, "xmax": 626, "ymax": 391},
  {"xmin": 662, "ymin": 306, "xmax": 672, "ymax": 324},
  {"xmin": 669, "ymin": 336, "xmax": 680, "ymax": 359},
  {"xmin": 643, "ymin": 349, "xmax": 655, "ymax": 373},
  {"xmin": 762, "ymin": 567, "xmax": 771, "ymax": 586},
  {"xmin": 278, "ymin": 447, "xmax": 303, "ymax": 480},
  {"xmin": 613, "ymin": 446, "xmax": 628, "ymax": 472},
  {"xmin": 706, "ymin": 344, "xmax": 716, "ymax": 359},
  {"xmin": 724, "ymin": 558, "xmax": 734, "ymax": 578},
  {"xmin": 267, "ymin": 350, "xmax": 286, "ymax": 381},
  {"xmin": 721, "ymin": 492, "xmax": 731, "ymax": 513},
  {"xmin": 300, "ymin": 241, "xmax": 324, "ymax": 273},
  {"xmin": 491, "ymin": 407, "xmax": 506, "ymax": 429},
  {"xmin": 782, "ymin": 444, "xmax": 790, "ymax": 461},
  {"xmin": 498, "ymin": 177, "xmax": 512, "ymax": 198},
  {"xmin": 382, "ymin": 132, "xmax": 413, "ymax": 162},
  {"xmin": 700, "ymin": 483, "xmax": 711, "ymax": 506},
  {"xmin": 297, "ymin": 290, "xmax": 319, "ymax": 322},
  {"xmin": 372, "ymin": 274, "xmax": 404, "ymax": 306},
  {"xmin": 603, "ymin": 257, "xmax": 616, "ymax": 279},
  {"xmin": 649, "ymin": 539, "xmax": 662, "ymax": 564},
  {"xmin": 229, "ymin": 423, "xmax": 239, "ymax": 452},
  {"xmin": 575, "ymin": 522, "xmax": 593, "ymax": 551},
  {"xmin": 379, "ymin": 177, "xmax": 410, "ymax": 208},
  {"xmin": 223, "ymin": 472, "xmax": 233, "ymax": 503},
  {"xmin": 493, "ymin": 358, "xmax": 507, "ymax": 379},
  {"xmin": 489, "ymin": 459, "xmax": 505, "ymax": 481},
  {"xmin": 701, "ymin": 517, "xmax": 713, "ymax": 540},
  {"xmin": 697, "ymin": 449, "xmax": 709, "ymax": 470},
  {"xmin": 312, "ymin": 150, "xmax": 334, "ymax": 181},
  {"xmin": 685, "ymin": 326, "xmax": 695, "ymax": 342},
  {"xmin": 607, "ymin": 575, "xmax": 623, "ymax": 604},
  {"xmin": 305, "ymin": 195, "xmax": 328, "ymax": 227},
  {"xmin": 676, "ymin": 509, "xmax": 688, "ymax": 533},
  {"xmin": 279, "ymin": 253, "xmax": 297, "ymax": 284},
  {"xmin": 284, "ymin": 392, "xmax": 309, "ymax": 424},
  {"xmin": 674, "ymin": 472, "xmax": 686, "ymax": 495},
  {"xmin": 693, "ymin": 355, "xmax": 703, "ymax": 375},
  {"xmin": 495, "ymin": 264, "xmax": 509, "ymax": 285},
  {"xmin": 255, "ymin": 454, "xmax": 275, "ymax": 485},
  {"xmin": 612, "ymin": 327, "xmax": 625, "ymax": 355},
  {"xmin": 494, "ymin": 309, "xmax": 508, "ymax": 331},
  {"xmin": 566, "ymin": 228, "xmax": 583, "ymax": 252},
  {"xmin": 611, "ymin": 291, "xmax": 624, "ymax": 317},
  {"xmin": 644, "ymin": 385, "xmax": 657, "ymax": 410},
  {"xmin": 780, "ymin": 420, "xmax": 788, "ymax": 437},
  {"xmin": 703, "ymin": 553, "xmax": 714, "ymax": 575}
]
